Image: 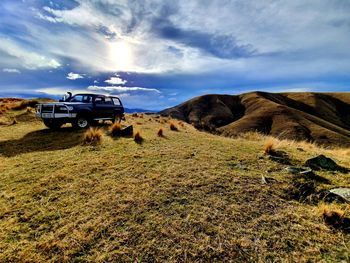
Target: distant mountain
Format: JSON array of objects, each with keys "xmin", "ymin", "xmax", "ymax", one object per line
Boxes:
[
  {"xmin": 124, "ymin": 108, "xmax": 156, "ymax": 113},
  {"xmin": 160, "ymin": 91, "xmax": 350, "ymax": 147}
]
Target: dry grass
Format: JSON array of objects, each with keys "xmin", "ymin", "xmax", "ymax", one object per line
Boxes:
[
  {"xmin": 317, "ymin": 203, "xmax": 350, "ymax": 231},
  {"xmin": 170, "ymin": 122, "xmax": 178, "ymax": 131},
  {"xmin": 83, "ymin": 128, "xmax": 103, "ymax": 145},
  {"xmin": 0, "ymin": 111, "xmax": 350, "ymax": 262},
  {"xmin": 134, "ymin": 130, "xmax": 143, "ymax": 144},
  {"xmin": 157, "ymin": 128, "xmax": 164, "ymax": 137},
  {"xmin": 110, "ymin": 122, "xmax": 122, "ymax": 136},
  {"xmin": 264, "ymin": 138, "xmax": 275, "ymax": 155}
]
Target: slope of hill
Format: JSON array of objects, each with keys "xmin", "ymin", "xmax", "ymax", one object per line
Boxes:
[
  {"xmin": 0, "ymin": 106, "xmax": 349, "ymax": 261},
  {"xmin": 160, "ymin": 92, "xmax": 350, "ymax": 147}
]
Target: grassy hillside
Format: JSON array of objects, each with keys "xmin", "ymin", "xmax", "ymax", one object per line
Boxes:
[
  {"xmin": 0, "ymin": 106, "xmax": 350, "ymax": 262},
  {"xmin": 160, "ymin": 92, "xmax": 350, "ymax": 147}
]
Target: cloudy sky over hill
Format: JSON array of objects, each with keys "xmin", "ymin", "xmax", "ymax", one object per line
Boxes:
[{"xmin": 1, "ymin": 0, "xmax": 350, "ymax": 109}]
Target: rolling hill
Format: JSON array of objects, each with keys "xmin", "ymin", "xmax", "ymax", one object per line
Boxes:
[{"xmin": 160, "ymin": 92, "xmax": 350, "ymax": 147}]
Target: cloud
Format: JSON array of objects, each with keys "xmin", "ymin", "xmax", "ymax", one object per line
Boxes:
[
  {"xmin": 87, "ymin": 85, "xmax": 160, "ymax": 94},
  {"xmin": 3, "ymin": 68, "xmax": 21, "ymax": 73},
  {"xmin": 104, "ymin": 76, "xmax": 127, "ymax": 85},
  {"xmin": 0, "ymin": 37, "xmax": 61, "ymax": 70},
  {"xmin": 67, "ymin": 72, "xmax": 84, "ymax": 80}
]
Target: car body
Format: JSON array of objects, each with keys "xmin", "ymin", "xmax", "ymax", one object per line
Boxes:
[{"xmin": 36, "ymin": 93, "xmax": 124, "ymax": 129}]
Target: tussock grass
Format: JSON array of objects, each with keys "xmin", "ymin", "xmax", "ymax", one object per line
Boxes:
[
  {"xmin": 134, "ymin": 130, "xmax": 143, "ymax": 144},
  {"xmin": 170, "ymin": 122, "xmax": 178, "ymax": 131},
  {"xmin": 317, "ymin": 203, "xmax": 350, "ymax": 231},
  {"xmin": 264, "ymin": 138, "xmax": 275, "ymax": 155},
  {"xmin": 110, "ymin": 122, "xmax": 122, "ymax": 136},
  {"xmin": 157, "ymin": 128, "xmax": 164, "ymax": 137},
  {"xmin": 83, "ymin": 128, "xmax": 103, "ymax": 145}
]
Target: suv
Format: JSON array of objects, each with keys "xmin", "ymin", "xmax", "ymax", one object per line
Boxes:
[{"xmin": 36, "ymin": 93, "xmax": 124, "ymax": 129}]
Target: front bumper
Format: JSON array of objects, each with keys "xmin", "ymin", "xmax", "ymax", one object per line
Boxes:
[
  {"xmin": 36, "ymin": 104, "xmax": 77, "ymax": 119},
  {"xmin": 36, "ymin": 112, "xmax": 77, "ymax": 119}
]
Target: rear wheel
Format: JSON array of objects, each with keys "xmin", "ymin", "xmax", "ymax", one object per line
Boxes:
[
  {"xmin": 73, "ymin": 116, "xmax": 90, "ymax": 129},
  {"xmin": 43, "ymin": 119, "xmax": 63, "ymax": 130}
]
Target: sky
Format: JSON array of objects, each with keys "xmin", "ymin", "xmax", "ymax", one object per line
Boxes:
[{"xmin": 0, "ymin": 0, "xmax": 350, "ymax": 110}]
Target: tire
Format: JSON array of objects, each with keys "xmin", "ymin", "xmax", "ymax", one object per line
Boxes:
[
  {"xmin": 44, "ymin": 119, "xmax": 63, "ymax": 130},
  {"xmin": 73, "ymin": 116, "xmax": 90, "ymax": 129}
]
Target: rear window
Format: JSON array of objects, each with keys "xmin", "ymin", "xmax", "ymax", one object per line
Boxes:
[{"xmin": 112, "ymin": 98, "xmax": 121, "ymax": 106}]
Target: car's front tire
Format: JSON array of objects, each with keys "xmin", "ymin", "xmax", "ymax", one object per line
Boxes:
[
  {"xmin": 43, "ymin": 119, "xmax": 63, "ymax": 130},
  {"xmin": 73, "ymin": 116, "xmax": 90, "ymax": 129}
]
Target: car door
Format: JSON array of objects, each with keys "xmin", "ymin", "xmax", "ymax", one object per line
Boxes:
[
  {"xmin": 93, "ymin": 96, "xmax": 107, "ymax": 118},
  {"xmin": 93, "ymin": 96, "xmax": 114, "ymax": 119}
]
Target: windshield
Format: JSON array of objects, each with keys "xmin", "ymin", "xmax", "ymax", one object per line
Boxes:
[{"xmin": 70, "ymin": 95, "xmax": 92, "ymax": 103}]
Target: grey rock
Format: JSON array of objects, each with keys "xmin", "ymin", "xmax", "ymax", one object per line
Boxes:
[
  {"xmin": 329, "ymin": 188, "xmax": 350, "ymax": 202},
  {"xmin": 305, "ymin": 154, "xmax": 347, "ymax": 172}
]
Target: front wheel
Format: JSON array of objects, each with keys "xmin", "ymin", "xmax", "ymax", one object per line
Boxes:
[
  {"xmin": 73, "ymin": 116, "xmax": 90, "ymax": 129},
  {"xmin": 43, "ymin": 119, "xmax": 63, "ymax": 130}
]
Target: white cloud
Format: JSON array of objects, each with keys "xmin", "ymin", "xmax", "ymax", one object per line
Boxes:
[
  {"xmin": 104, "ymin": 76, "xmax": 127, "ymax": 85},
  {"xmin": 0, "ymin": 37, "xmax": 61, "ymax": 70},
  {"xmin": 3, "ymin": 68, "xmax": 21, "ymax": 73},
  {"xmin": 67, "ymin": 72, "xmax": 84, "ymax": 80},
  {"xmin": 87, "ymin": 85, "xmax": 160, "ymax": 93}
]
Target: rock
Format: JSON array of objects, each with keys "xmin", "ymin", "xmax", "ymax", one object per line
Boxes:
[
  {"xmin": 329, "ymin": 188, "xmax": 350, "ymax": 202},
  {"xmin": 305, "ymin": 154, "xmax": 348, "ymax": 172},
  {"xmin": 285, "ymin": 167, "xmax": 305, "ymax": 174},
  {"xmin": 120, "ymin": 125, "xmax": 133, "ymax": 136}
]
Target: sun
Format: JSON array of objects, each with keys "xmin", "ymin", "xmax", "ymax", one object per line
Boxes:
[{"xmin": 109, "ymin": 41, "xmax": 133, "ymax": 71}]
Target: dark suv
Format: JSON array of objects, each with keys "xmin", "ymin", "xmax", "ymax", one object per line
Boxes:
[{"xmin": 36, "ymin": 93, "xmax": 124, "ymax": 129}]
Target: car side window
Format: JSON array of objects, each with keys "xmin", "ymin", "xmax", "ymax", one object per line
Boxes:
[
  {"xmin": 95, "ymin": 97, "xmax": 104, "ymax": 104},
  {"xmin": 82, "ymin": 96, "xmax": 91, "ymax": 103},
  {"xmin": 112, "ymin": 98, "xmax": 121, "ymax": 106},
  {"xmin": 104, "ymin": 98, "xmax": 113, "ymax": 105}
]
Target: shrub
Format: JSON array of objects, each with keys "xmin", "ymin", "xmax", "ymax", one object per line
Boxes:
[
  {"xmin": 317, "ymin": 203, "xmax": 349, "ymax": 230},
  {"xmin": 157, "ymin": 128, "xmax": 164, "ymax": 137},
  {"xmin": 110, "ymin": 122, "xmax": 122, "ymax": 136},
  {"xmin": 132, "ymin": 113, "xmax": 138, "ymax": 117},
  {"xmin": 134, "ymin": 131, "xmax": 143, "ymax": 144},
  {"xmin": 264, "ymin": 138, "xmax": 275, "ymax": 155},
  {"xmin": 170, "ymin": 122, "xmax": 178, "ymax": 131},
  {"xmin": 26, "ymin": 107, "xmax": 33, "ymax": 113},
  {"xmin": 83, "ymin": 128, "xmax": 103, "ymax": 145}
]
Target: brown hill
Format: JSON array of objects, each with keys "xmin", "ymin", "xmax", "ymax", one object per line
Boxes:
[{"xmin": 160, "ymin": 92, "xmax": 350, "ymax": 147}]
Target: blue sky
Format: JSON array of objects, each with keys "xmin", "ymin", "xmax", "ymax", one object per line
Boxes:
[{"xmin": 0, "ymin": 0, "xmax": 350, "ymax": 110}]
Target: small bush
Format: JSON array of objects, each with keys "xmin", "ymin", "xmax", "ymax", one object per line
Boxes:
[
  {"xmin": 83, "ymin": 128, "xmax": 103, "ymax": 145},
  {"xmin": 157, "ymin": 128, "xmax": 164, "ymax": 137},
  {"xmin": 170, "ymin": 122, "xmax": 178, "ymax": 131},
  {"xmin": 132, "ymin": 113, "xmax": 138, "ymax": 117},
  {"xmin": 26, "ymin": 107, "xmax": 33, "ymax": 113},
  {"xmin": 134, "ymin": 131, "xmax": 143, "ymax": 144},
  {"xmin": 110, "ymin": 122, "xmax": 122, "ymax": 136},
  {"xmin": 264, "ymin": 138, "xmax": 275, "ymax": 155},
  {"xmin": 317, "ymin": 203, "xmax": 350, "ymax": 230}
]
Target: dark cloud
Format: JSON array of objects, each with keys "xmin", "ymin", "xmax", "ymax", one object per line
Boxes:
[{"xmin": 153, "ymin": 19, "xmax": 256, "ymax": 59}]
